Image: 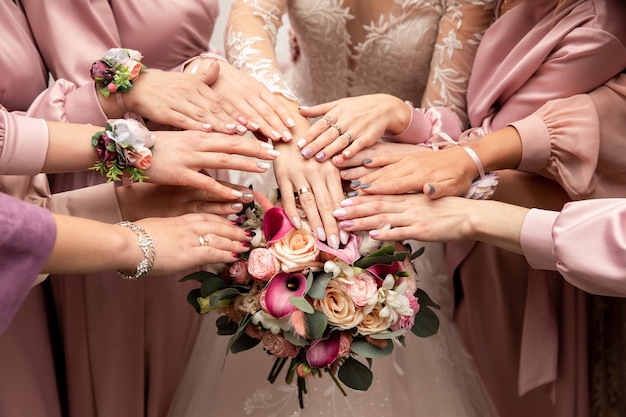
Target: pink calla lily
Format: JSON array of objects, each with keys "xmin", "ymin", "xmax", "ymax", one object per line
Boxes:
[
  {"xmin": 264, "ymin": 207, "xmax": 295, "ymax": 244},
  {"xmin": 367, "ymin": 262, "xmax": 401, "ymax": 282},
  {"xmin": 315, "ymin": 233, "xmax": 361, "ymax": 264},
  {"xmin": 306, "ymin": 331, "xmax": 342, "ymax": 368},
  {"xmin": 260, "ymin": 272, "xmax": 308, "ymax": 319}
]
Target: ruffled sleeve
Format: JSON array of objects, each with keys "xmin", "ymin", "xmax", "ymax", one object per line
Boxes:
[
  {"xmin": 225, "ymin": 0, "xmax": 297, "ymax": 102},
  {"xmin": 0, "ymin": 192, "xmax": 56, "ymax": 336}
]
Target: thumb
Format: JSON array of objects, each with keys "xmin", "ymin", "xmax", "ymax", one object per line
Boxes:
[{"xmin": 197, "ymin": 58, "xmax": 220, "ymax": 85}]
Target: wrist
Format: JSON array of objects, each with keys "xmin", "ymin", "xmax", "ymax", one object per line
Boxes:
[{"xmin": 385, "ymin": 96, "xmax": 413, "ymax": 135}]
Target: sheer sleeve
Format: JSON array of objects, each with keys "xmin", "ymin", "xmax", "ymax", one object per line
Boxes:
[
  {"xmin": 421, "ymin": 0, "xmax": 495, "ymax": 129},
  {"xmin": 225, "ymin": 0, "xmax": 298, "ymax": 102}
]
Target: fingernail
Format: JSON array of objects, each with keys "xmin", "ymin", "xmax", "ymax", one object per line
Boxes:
[
  {"xmin": 202, "ymin": 123, "xmax": 212, "ymax": 131},
  {"xmin": 271, "ymin": 130, "xmax": 282, "ymax": 140},
  {"xmin": 301, "ymin": 148, "xmax": 313, "ymax": 158},
  {"xmin": 261, "ymin": 141, "xmax": 274, "ymax": 148},
  {"xmin": 339, "ymin": 230, "xmax": 349, "ymax": 245},
  {"xmin": 291, "ymin": 216, "xmax": 302, "ymax": 229},
  {"xmin": 237, "ymin": 115, "xmax": 248, "ymax": 125},
  {"xmin": 230, "ymin": 203, "xmax": 243, "ymax": 211},
  {"xmin": 350, "ymin": 180, "xmax": 361, "ymax": 189},
  {"xmin": 267, "ymin": 149, "xmax": 281, "ymax": 157},
  {"xmin": 347, "ymin": 190, "xmax": 359, "ymax": 198},
  {"xmin": 282, "ymin": 130, "xmax": 293, "ymax": 141},
  {"xmin": 241, "ymin": 241, "xmax": 251, "ymax": 248},
  {"xmin": 231, "ymin": 189, "xmax": 243, "ymax": 198},
  {"xmin": 339, "ymin": 220, "xmax": 354, "ymax": 229},
  {"xmin": 231, "ymin": 252, "xmax": 241, "ymax": 259},
  {"xmin": 296, "ymin": 138, "xmax": 306, "ymax": 148},
  {"xmin": 315, "ymin": 151, "xmax": 326, "ymax": 161},
  {"xmin": 369, "ymin": 230, "xmax": 380, "ymax": 238},
  {"xmin": 225, "ymin": 123, "xmax": 237, "ymax": 130},
  {"xmin": 363, "ymin": 158, "xmax": 373, "ymax": 164},
  {"xmin": 329, "ymin": 234, "xmax": 340, "ymax": 249},
  {"xmin": 249, "ymin": 122, "xmax": 260, "ymax": 131},
  {"xmin": 332, "ymin": 208, "xmax": 347, "ymax": 218},
  {"xmin": 342, "ymin": 150, "xmax": 351, "ymax": 157},
  {"xmin": 236, "ymin": 124, "xmax": 247, "ymax": 134},
  {"xmin": 427, "ymin": 184, "xmax": 435, "ymax": 195},
  {"xmin": 231, "ymin": 220, "xmax": 240, "ymax": 226},
  {"xmin": 257, "ymin": 161, "xmax": 271, "ymax": 170},
  {"xmin": 360, "ymin": 183, "xmax": 371, "ymax": 189},
  {"xmin": 340, "ymin": 199, "xmax": 354, "ymax": 207},
  {"xmin": 316, "ymin": 227, "xmax": 326, "ymax": 241},
  {"xmin": 287, "ymin": 117, "xmax": 296, "ymax": 127},
  {"xmin": 245, "ymin": 229, "xmax": 256, "ymax": 237},
  {"xmin": 243, "ymin": 192, "xmax": 254, "ymax": 202}
]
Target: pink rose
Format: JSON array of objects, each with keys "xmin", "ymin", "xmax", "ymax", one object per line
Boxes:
[
  {"xmin": 229, "ymin": 259, "xmax": 252, "ymax": 285},
  {"xmin": 337, "ymin": 332, "xmax": 352, "ymax": 358},
  {"xmin": 124, "ymin": 146, "xmax": 152, "ymax": 169},
  {"xmin": 346, "ymin": 270, "xmax": 378, "ymax": 309},
  {"xmin": 124, "ymin": 60, "xmax": 143, "ymax": 81},
  {"xmin": 269, "ymin": 223, "xmax": 323, "ymax": 272},
  {"xmin": 262, "ymin": 332, "xmax": 300, "ymax": 358},
  {"xmin": 313, "ymin": 279, "xmax": 364, "ymax": 329},
  {"xmin": 247, "ymin": 248, "xmax": 280, "ymax": 281},
  {"xmin": 244, "ymin": 323, "xmax": 266, "ymax": 340}
]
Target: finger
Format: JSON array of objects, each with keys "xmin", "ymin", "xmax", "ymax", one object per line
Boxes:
[
  {"xmin": 298, "ymin": 102, "xmax": 336, "ymax": 119},
  {"xmin": 339, "ymin": 166, "xmax": 377, "ymax": 182},
  {"xmin": 192, "ymin": 57, "xmax": 221, "ymax": 85},
  {"xmin": 195, "ymin": 134, "xmax": 280, "ymax": 160},
  {"xmin": 252, "ymin": 90, "xmax": 297, "ymax": 140},
  {"xmin": 276, "ymin": 179, "xmax": 301, "ymax": 229},
  {"xmin": 296, "ymin": 116, "xmax": 337, "ymax": 158},
  {"xmin": 297, "ymin": 186, "xmax": 325, "ymax": 242},
  {"xmin": 322, "ymin": 169, "xmax": 345, "ymax": 248},
  {"xmin": 423, "ymin": 178, "xmax": 466, "ymax": 199}
]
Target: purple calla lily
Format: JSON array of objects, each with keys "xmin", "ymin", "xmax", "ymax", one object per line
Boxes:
[
  {"xmin": 264, "ymin": 207, "xmax": 296, "ymax": 245},
  {"xmin": 260, "ymin": 271, "xmax": 308, "ymax": 319},
  {"xmin": 315, "ymin": 233, "xmax": 361, "ymax": 264},
  {"xmin": 306, "ymin": 331, "xmax": 342, "ymax": 368},
  {"xmin": 367, "ymin": 262, "xmax": 401, "ymax": 282}
]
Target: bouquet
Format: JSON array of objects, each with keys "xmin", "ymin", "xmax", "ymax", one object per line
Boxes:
[{"xmin": 182, "ymin": 191, "xmax": 440, "ymax": 408}]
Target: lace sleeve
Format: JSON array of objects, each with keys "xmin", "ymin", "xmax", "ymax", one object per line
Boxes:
[
  {"xmin": 421, "ymin": 0, "xmax": 495, "ymax": 129},
  {"xmin": 225, "ymin": 0, "xmax": 298, "ymax": 102}
]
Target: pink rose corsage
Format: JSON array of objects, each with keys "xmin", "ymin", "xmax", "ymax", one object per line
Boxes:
[
  {"xmin": 90, "ymin": 118, "xmax": 155, "ymax": 182},
  {"xmin": 90, "ymin": 48, "xmax": 145, "ymax": 97}
]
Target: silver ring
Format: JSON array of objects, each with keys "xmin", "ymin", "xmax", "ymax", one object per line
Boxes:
[
  {"xmin": 342, "ymin": 132, "xmax": 353, "ymax": 144},
  {"xmin": 323, "ymin": 115, "xmax": 333, "ymax": 125},
  {"xmin": 198, "ymin": 234, "xmax": 210, "ymax": 247},
  {"xmin": 298, "ymin": 186, "xmax": 312, "ymax": 195},
  {"xmin": 331, "ymin": 123, "xmax": 343, "ymax": 136}
]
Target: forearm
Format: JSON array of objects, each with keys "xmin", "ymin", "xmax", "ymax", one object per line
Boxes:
[
  {"xmin": 43, "ymin": 121, "xmax": 101, "ymax": 173},
  {"xmin": 467, "ymin": 199, "xmax": 529, "ymax": 255}
]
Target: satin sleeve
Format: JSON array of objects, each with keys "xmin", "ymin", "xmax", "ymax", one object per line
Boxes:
[
  {"xmin": 0, "ymin": 110, "xmax": 48, "ymax": 175},
  {"xmin": 522, "ymin": 199, "xmax": 626, "ymax": 296},
  {"xmin": 225, "ymin": 0, "xmax": 297, "ymax": 102},
  {"xmin": 421, "ymin": 0, "xmax": 495, "ymax": 129},
  {"xmin": 0, "ymin": 192, "xmax": 56, "ymax": 336}
]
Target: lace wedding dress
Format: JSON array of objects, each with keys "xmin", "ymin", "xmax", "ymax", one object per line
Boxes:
[{"xmin": 168, "ymin": 1, "xmax": 498, "ymax": 416}]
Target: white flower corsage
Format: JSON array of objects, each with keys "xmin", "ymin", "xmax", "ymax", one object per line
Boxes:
[{"xmin": 90, "ymin": 48, "xmax": 145, "ymax": 97}]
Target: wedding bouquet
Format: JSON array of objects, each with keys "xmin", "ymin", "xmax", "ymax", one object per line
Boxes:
[{"xmin": 182, "ymin": 191, "xmax": 440, "ymax": 408}]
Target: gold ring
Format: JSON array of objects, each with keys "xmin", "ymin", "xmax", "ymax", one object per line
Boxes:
[
  {"xmin": 298, "ymin": 186, "xmax": 312, "ymax": 195},
  {"xmin": 322, "ymin": 115, "xmax": 333, "ymax": 125},
  {"xmin": 198, "ymin": 234, "xmax": 210, "ymax": 247},
  {"xmin": 331, "ymin": 123, "xmax": 343, "ymax": 136},
  {"xmin": 343, "ymin": 132, "xmax": 353, "ymax": 144}
]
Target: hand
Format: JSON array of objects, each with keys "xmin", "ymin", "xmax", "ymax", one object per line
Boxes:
[
  {"xmin": 296, "ymin": 94, "xmax": 410, "ymax": 162},
  {"xmin": 115, "ymin": 182, "xmax": 255, "ymax": 221},
  {"xmin": 136, "ymin": 212, "xmax": 252, "ymax": 273},
  {"xmin": 210, "ymin": 60, "xmax": 297, "ymax": 141},
  {"xmin": 146, "ymin": 130, "xmax": 280, "ymax": 200},
  {"xmin": 120, "ymin": 66, "xmax": 246, "ymax": 133},
  {"xmin": 272, "ymin": 141, "xmax": 347, "ymax": 249}
]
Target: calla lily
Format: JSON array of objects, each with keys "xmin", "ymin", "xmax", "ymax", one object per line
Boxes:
[
  {"xmin": 264, "ymin": 207, "xmax": 295, "ymax": 244},
  {"xmin": 260, "ymin": 272, "xmax": 308, "ymax": 319},
  {"xmin": 306, "ymin": 331, "xmax": 342, "ymax": 368},
  {"xmin": 367, "ymin": 262, "xmax": 401, "ymax": 282},
  {"xmin": 316, "ymin": 233, "xmax": 361, "ymax": 264}
]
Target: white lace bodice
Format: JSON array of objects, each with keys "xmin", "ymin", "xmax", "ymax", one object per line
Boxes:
[{"xmin": 226, "ymin": 0, "xmax": 495, "ymax": 127}]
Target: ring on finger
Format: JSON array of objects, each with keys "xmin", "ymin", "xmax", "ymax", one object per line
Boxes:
[
  {"xmin": 298, "ymin": 186, "xmax": 313, "ymax": 196},
  {"xmin": 342, "ymin": 132, "xmax": 353, "ymax": 144},
  {"xmin": 323, "ymin": 115, "xmax": 333, "ymax": 125},
  {"xmin": 331, "ymin": 123, "xmax": 343, "ymax": 136},
  {"xmin": 198, "ymin": 234, "xmax": 210, "ymax": 247}
]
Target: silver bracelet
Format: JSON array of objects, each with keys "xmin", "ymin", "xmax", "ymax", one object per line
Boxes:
[{"xmin": 116, "ymin": 221, "xmax": 155, "ymax": 279}]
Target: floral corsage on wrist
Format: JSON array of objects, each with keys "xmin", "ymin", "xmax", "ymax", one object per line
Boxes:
[
  {"xmin": 90, "ymin": 118, "xmax": 155, "ymax": 182},
  {"xmin": 90, "ymin": 48, "xmax": 145, "ymax": 97}
]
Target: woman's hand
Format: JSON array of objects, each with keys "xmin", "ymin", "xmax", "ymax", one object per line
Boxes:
[
  {"xmin": 296, "ymin": 94, "xmax": 410, "ymax": 162},
  {"xmin": 146, "ymin": 130, "xmax": 280, "ymax": 200}
]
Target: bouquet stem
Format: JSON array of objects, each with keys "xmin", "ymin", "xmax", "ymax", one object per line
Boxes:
[{"xmin": 268, "ymin": 356, "xmax": 289, "ymax": 383}]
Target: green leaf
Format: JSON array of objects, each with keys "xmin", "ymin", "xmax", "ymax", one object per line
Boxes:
[
  {"xmin": 200, "ymin": 275, "xmax": 227, "ymax": 298},
  {"xmin": 354, "ymin": 250, "xmax": 409, "ymax": 269},
  {"xmin": 179, "ymin": 270, "xmax": 221, "ymax": 283},
  {"xmin": 225, "ymin": 314, "xmax": 253, "ymax": 356},
  {"xmin": 368, "ymin": 328, "xmax": 406, "ymax": 339},
  {"xmin": 415, "ymin": 288, "xmax": 441, "ymax": 310},
  {"xmin": 288, "ymin": 296, "xmax": 315, "ymax": 314},
  {"xmin": 229, "ymin": 332, "xmax": 261, "ymax": 354},
  {"xmin": 283, "ymin": 330, "xmax": 308, "ymax": 347},
  {"xmin": 337, "ymin": 356, "xmax": 373, "ymax": 391},
  {"xmin": 304, "ymin": 311, "xmax": 328, "ymax": 340},
  {"xmin": 186, "ymin": 288, "xmax": 202, "ymax": 313},
  {"xmin": 411, "ymin": 306, "xmax": 440, "ymax": 338},
  {"xmin": 307, "ymin": 272, "xmax": 333, "ymax": 300},
  {"xmin": 216, "ymin": 315, "xmax": 239, "ymax": 335},
  {"xmin": 210, "ymin": 287, "xmax": 247, "ymax": 305},
  {"xmin": 350, "ymin": 338, "xmax": 394, "ymax": 358},
  {"xmin": 410, "ymin": 246, "xmax": 426, "ymax": 260}
]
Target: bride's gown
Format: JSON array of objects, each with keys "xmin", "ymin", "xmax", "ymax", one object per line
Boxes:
[{"xmin": 169, "ymin": 1, "xmax": 498, "ymax": 415}]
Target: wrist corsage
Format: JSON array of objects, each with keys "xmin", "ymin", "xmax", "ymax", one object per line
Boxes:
[
  {"xmin": 90, "ymin": 118, "xmax": 155, "ymax": 182},
  {"xmin": 90, "ymin": 48, "xmax": 145, "ymax": 97}
]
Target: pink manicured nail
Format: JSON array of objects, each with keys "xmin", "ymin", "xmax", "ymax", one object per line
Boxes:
[
  {"xmin": 287, "ymin": 117, "xmax": 296, "ymax": 127},
  {"xmin": 339, "ymin": 230, "xmax": 349, "ymax": 244},
  {"xmin": 340, "ymin": 199, "xmax": 354, "ymax": 207},
  {"xmin": 291, "ymin": 216, "xmax": 302, "ymax": 229},
  {"xmin": 339, "ymin": 220, "xmax": 354, "ymax": 229},
  {"xmin": 369, "ymin": 230, "xmax": 380, "ymax": 238},
  {"xmin": 301, "ymin": 148, "xmax": 313, "ymax": 158},
  {"xmin": 249, "ymin": 122, "xmax": 260, "ymax": 131},
  {"xmin": 332, "ymin": 208, "xmax": 347, "ymax": 218},
  {"xmin": 225, "ymin": 123, "xmax": 237, "ymax": 130},
  {"xmin": 231, "ymin": 189, "xmax": 243, "ymax": 198},
  {"xmin": 202, "ymin": 123, "xmax": 212, "ymax": 131},
  {"xmin": 296, "ymin": 138, "xmax": 306, "ymax": 148},
  {"xmin": 237, "ymin": 115, "xmax": 248, "ymax": 125}
]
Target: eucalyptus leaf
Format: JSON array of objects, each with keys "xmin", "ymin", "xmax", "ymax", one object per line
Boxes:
[
  {"xmin": 284, "ymin": 330, "xmax": 308, "ymax": 347},
  {"xmin": 415, "ymin": 288, "xmax": 441, "ymax": 310},
  {"xmin": 307, "ymin": 272, "xmax": 333, "ymax": 300},
  {"xmin": 350, "ymin": 338, "xmax": 394, "ymax": 358},
  {"xmin": 410, "ymin": 246, "xmax": 426, "ymax": 260},
  {"xmin": 200, "ymin": 275, "xmax": 227, "ymax": 298},
  {"xmin": 354, "ymin": 252, "xmax": 409, "ymax": 269},
  {"xmin": 225, "ymin": 314, "xmax": 253, "ymax": 357},
  {"xmin": 289, "ymin": 296, "xmax": 315, "ymax": 314},
  {"xmin": 337, "ymin": 356, "xmax": 373, "ymax": 391},
  {"xmin": 304, "ymin": 311, "xmax": 328, "ymax": 340},
  {"xmin": 211, "ymin": 287, "xmax": 247, "ymax": 304},
  {"xmin": 229, "ymin": 332, "xmax": 261, "ymax": 354},
  {"xmin": 179, "ymin": 270, "xmax": 221, "ymax": 283},
  {"xmin": 411, "ymin": 306, "xmax": 440, "ymax": 338},
  {"xmin": 368, "ymin": 328, "xmax": 406, "ymax": 339}
]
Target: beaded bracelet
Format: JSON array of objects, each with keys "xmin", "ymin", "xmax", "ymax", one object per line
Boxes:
[
  {"xmin": 90, "ymin": 48, "xmax": 145, "ymax": 98},
  {"xmin": 116, "ymin": 221, "xmax": 155, "ymax": 280},
  {"xmin": 90, "ymin": 118, "xmax": 155, "ymax": 182}
]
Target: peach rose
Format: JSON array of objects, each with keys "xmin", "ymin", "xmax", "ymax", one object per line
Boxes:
[
  {"xmin": 357, "ymin": 303, "xmax": 393, "ymax": 336},
  {"xmin": 124, "ymin": 146, "xmax": 152, "ymax": 169},
  {"xmin": 313, "ymin": 279, "xmax": 364, "ymax": 330},
  {"xmin": 268, "ymin": 224, "xmax": 323, "ymax": 272},
  {"xmin": 247, "ymin": 248, "xmax": 280, "ymax": 281}
]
